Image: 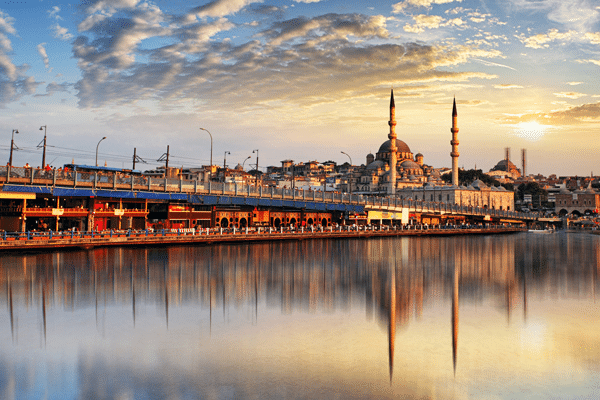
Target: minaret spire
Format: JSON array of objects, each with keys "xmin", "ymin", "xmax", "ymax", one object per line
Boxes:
[
  {"xmin": 450, "ymin": 97, "xmax": 460, "ymax": 186},
  {"xmin": 388, "ymin": 89, "xmax": 397, "ymax": 195}
]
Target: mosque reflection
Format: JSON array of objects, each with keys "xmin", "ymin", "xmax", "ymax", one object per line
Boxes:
[{"xmin": 1, "ymin": 233, "xmax": 600, "ymax": 384}]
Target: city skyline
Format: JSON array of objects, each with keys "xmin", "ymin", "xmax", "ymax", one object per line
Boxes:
[{"xmin": 0, "ymin": 0, "xmax": 598, "ymax": 175}]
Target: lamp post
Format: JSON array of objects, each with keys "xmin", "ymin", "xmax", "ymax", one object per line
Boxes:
[
  {"xmin": 223, "ymin": 151, "xmax": 230, "ymax": 182},
  {"xmin": 199, "ymin": 127, "xmax": 213, "ymax": 181},
  {"xmin": 39, "ymin": 125, "xmax": 47, "ymax": 168},
  {"xmin": 223, "ymin": 151, "xmax": 230, "ymax": 169},
  {"xmin": 252, "ymin": 149, "xmax": 259, "ymax": 187},
  {"xmin": 341, "ymin": 151, "xmax": 352, "ymax": 194},
  {"xmin": 8, "ymin": 129, "xmax": 19, "ymax": 167},
  {"xmin": 95, "ymin": 136, "xmax": 106, "ymax": 167},
  {"xmin": 242, "ymin": 156, "xmax": 251, "ymax": 170}
]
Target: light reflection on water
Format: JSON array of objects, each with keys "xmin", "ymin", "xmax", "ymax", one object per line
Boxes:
[{"xmin": 1, "ymin": 232, "xmax": 600, "ymax": 399}]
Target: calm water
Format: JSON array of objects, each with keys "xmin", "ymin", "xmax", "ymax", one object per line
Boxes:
[{"xmin": 1, "ymin": 232, "xmax": 600, "ymax": 399}]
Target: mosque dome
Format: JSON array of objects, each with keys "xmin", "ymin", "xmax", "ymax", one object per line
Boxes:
[
  {"xmin": 400, "ymin": 160, "xmax": 421, "ymax": 169},
  {"xmin": 378, "ymin": 139, "xmax": 411, "ymax": 154},
  {"xmin": 366, "ymin": 160, "xmax": 386, "ymax": 171},
  {"xmin": 490, "ymin": 159, "xmax": 521, "ymax": 176}
]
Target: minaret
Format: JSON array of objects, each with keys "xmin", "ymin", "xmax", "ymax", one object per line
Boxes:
[
  {"xmin": 450, "ymin": 98, "xmax": 459, "ymax": 186},
  {"xmin": 388, "ymin": 90, "xmax": 397, "ymax": 195}
]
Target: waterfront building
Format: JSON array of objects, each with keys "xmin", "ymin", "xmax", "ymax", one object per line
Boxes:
[{"xmin": 555, "ymin": 184, "xmax": 600, "ymax": 216}]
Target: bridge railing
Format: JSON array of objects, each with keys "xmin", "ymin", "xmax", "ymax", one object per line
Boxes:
[{"xmin": 0, "ymin": 165, "xmax": 537, "ymax": 220}]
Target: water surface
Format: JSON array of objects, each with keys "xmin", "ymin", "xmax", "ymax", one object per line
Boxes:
[{"xmin": 1, "ymin": 232, "xmax": 599, "ymax": 399}]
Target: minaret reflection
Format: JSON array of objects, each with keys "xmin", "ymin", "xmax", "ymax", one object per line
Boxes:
[
  {"xmin": 388, "ymin": 260, "xmax": 396, "ymax": 384},
  {"xmin": 452, "ymin": 261, "xmax": 459, "ymax": 376}
]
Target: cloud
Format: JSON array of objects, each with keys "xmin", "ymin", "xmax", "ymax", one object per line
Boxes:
[
  {"xmin": 53, "ymin": 24, "xmax": 74, "ymax": 41},
  {"xmin": 262, "ymin": 13, "xmax": 389, "ymax": 46},
  {"xmin": 34, "ymin": 81, "xmax": 72, "ymax": 97},
  {"xmin": 553, "ymin": 92, "xmax": 586, "ymax": 99},
  {"xmin": 516, "ymin": 29, "xmax": 579, "ymax": 49},
  {"xmin": 403, "ymin": 14, "xmax": 463, "ymax": 33},
  {"xmin": 72, "ymin": 6, "xmax": 499, "ymax": 110},
  {"xmin": 392, "ymin": 0, "xmax": 462, "ymax": 13},
  {"xmin": 576, "ymin": 59, "xmax": 600, "ymax": 66},
  {"xmin": 37, "ymin": 43, "xmax": 50, "ymax": 69},
  {"xmin": 502, "ymin": 102, "xmax": 600, "ymax": 125},
  {"xmin": 494, "ymin": 84, "xmax": 523, "ymax": 89},
  {"xmin": 186, "ymin": 0, "xmax": 259, "ymax": 21},
  {"xmin": 48, "ymin": 6, "xmax": 62, "ymax": 20},
  {"xmin": 0, "ymin": 11, "xmax": 39, "ymax": 106},
  {"xmin": 506, "ymin": 0, "xmax": 600, "ymax": 31},
  {"xmin": 566, "ymin": 81, "xmax": 583, "ymax": 86}
]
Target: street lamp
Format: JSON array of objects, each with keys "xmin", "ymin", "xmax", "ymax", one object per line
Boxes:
[
  {"xmin": 252, "ymin": 149, "xmax": 259, "ymax": 187},
  {"xmin": 39, "ymin": 125, "xmax": 47, "ymax": 168},
  {"xmin": 242, "ymin": 155, "xmax": 251, "ymax": 170},
  {"xmin": 223, "ymin": 151, "xmax": 230, "ymax": 182},
  {"xmin": 8, "ymin": 129, "xmax": 19, "ymax": 167},
  {"xmin": 95, "ymin": 136, "xmax": 106, "ymax": 167},
  {"xmin": 199, "ymin": 127, "xmax": 213, "ymax": 181},
  {"xmin": 223, "ymin": 151, "xmax": 230, "ymax": 169},
  {"xmin": 341, "ymin": 151, "xmax": 353, "ymax": 194}
]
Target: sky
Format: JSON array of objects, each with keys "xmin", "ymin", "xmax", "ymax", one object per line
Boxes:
[{"xmin": 0, "ymin": 0, "xmax": 598, "ymax": 176}]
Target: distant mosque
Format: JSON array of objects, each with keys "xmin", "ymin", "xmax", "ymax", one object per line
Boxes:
[{"xmin": 347, "ymin": 90, "xmax": 514, "ymax": 211}]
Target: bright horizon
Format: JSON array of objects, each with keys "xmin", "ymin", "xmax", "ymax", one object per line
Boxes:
[{"xmin": 0, "ymin": 0, "xmax": 598, "ymax": 177}]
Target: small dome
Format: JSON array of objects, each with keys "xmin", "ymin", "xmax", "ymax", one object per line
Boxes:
[
  {"xmin": 366, "ymin": 160, "xmax": 386, "ymax": 171},
  {"xmin": 472, "ymin": 179, "xmax": 487, "ymax": 189},
  {"xmin": 400, "ymin": 160, "xmax": 421, "ymax": 169},
  {"xmin": 560, "ymin": 187, "xmax": 570, "ymax": 194},
  {"xmin": 235, "ymin": 163, "xmax": 243, "ymax": 170}
]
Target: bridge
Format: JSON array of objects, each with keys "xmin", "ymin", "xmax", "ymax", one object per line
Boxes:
[{"xmin": 0, "ymin": 165, "xmax": 536, "ymax": 226}]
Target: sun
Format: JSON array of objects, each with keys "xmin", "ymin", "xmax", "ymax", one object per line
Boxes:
[{"xmin": 514, "ymin": 121, "xmax": 549, "ymax": 141}]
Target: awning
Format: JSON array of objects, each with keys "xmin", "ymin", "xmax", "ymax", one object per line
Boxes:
[
  {"xmin": 136, "ymin": 192, "xmax": 171, "ymax": 200},
  {"xmin": 3, "ymin": 185, "xmax": 52, "ymax": 194},
  {"xmin": 54, "ymin": 188, "xmax": 95, "ymax": 197},
  {"xmin": 96, "ymin": 190, "xmax": 136, "ymax": 199}
]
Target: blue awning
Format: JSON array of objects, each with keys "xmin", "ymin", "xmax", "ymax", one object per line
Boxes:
[
  {"xmin": 136, "ymin": 192, "xmax": 171, "ymax": 200},
  {"xmin": 170, "ymin": 193, "xmax": 188, "ymax": 201},
  {"xmin": 203, "ymin": 195, "xmax": 218, "ymax": 205},
  {"xmin": 326, "ymin": 204, "xmax": 337, "ymax": 211},
  {"xmin": 316, "ymin": 203, "xmax": 326, "ymax": 211},
  {"xmin": 245, "ymin": 198, "xmax": 258, "ymax": 206},
  {"xmin": 258, "ymin": 198, "xmax": 271, "ymax": 206},
  {"xmin": 271, "ymin": 199, "xmax": 282, "ymax": 207},
  {"xmin": 231, "ymin": 197, "xmax": 245, "ymax": 205},
  {"xmin": 96, "ymin": 190, "xmax": 136, "ymax": 199},
  {"xmin": 54, "ymin": 187, "xmax": 95, "ymax": 197},
  {"xmin": 3, "ymin": 185, "xmax": 52, "ymax": 194},
  {"xmin": 218, "ymin": 196, "xmax": 231, "ymax": 205},
  {"xmin": 189, "ymin": 195, "xmax": 203, "ymax": 204},
  {"xmin": 294, "ymin": 201, "xmax": 306, "ymax": 209},
  {"xmin": 305, "ymin": 202, "xmax": 318, "ymax": 210}
]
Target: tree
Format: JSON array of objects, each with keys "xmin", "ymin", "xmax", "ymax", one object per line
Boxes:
[
  {"xmin": 517, "ymin": 182, "xmax": 548, "ymax": 209},
  {"xmin": 441, "ymin": 169, "xmax": 511, "ymax": 190}
]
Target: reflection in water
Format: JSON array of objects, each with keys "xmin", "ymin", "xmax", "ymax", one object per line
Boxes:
[{"xmin": 1, "ymin": 233, "xmax": 600, "ymax": 398}]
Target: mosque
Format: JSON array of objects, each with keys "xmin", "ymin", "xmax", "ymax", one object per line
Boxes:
[{"xmin": 349, "ymin": 90, "xmax": 514, "ymax": 211}]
